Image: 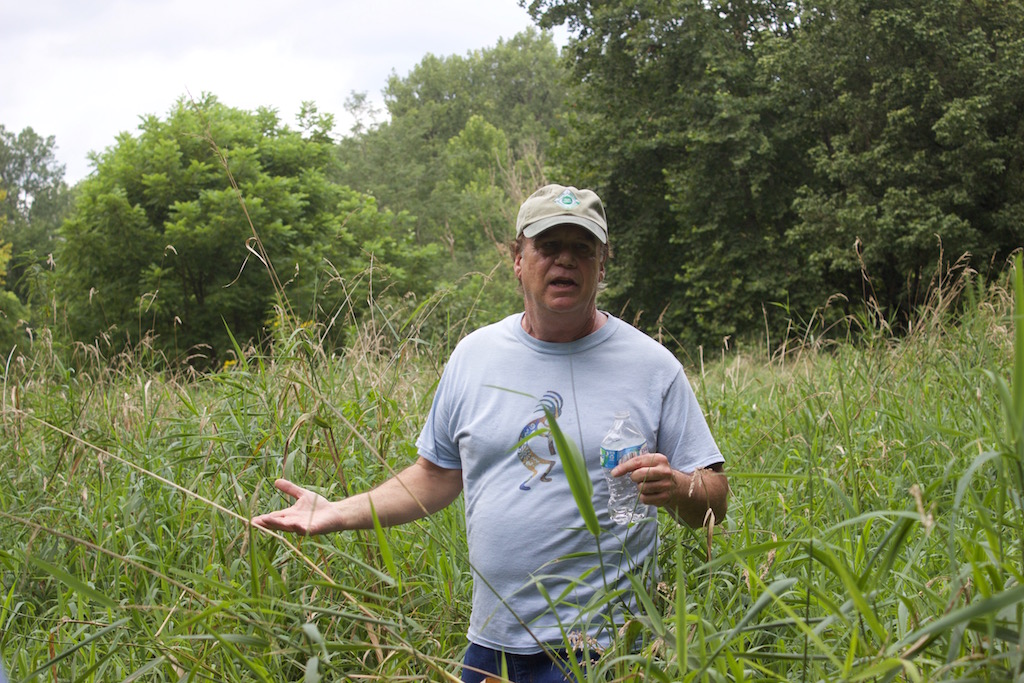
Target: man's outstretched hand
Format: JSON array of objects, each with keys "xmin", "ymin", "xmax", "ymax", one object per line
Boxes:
[
  {"xmin": 251, "ymin": 458, "xmax": 465, "ymax": 535},
  {"xmin": 251, "ymin": 479, "xmax": 346, "ymax": 536}
]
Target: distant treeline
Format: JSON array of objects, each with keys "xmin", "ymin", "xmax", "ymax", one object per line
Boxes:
[{"xmin": 2, "ymin": 0, "xmax": 1022, "ymax": 364}]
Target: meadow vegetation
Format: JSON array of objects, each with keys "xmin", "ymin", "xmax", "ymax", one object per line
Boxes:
[
  {"xmin": 3, "ymin": 3, "xmax": 1024, "ymax": 678},
  {"xmin": 2, "ymin": 252, "xmax": 1023, "ymax": 681}
]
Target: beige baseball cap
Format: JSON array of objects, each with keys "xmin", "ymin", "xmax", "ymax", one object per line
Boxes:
[{"xmin": 515, "ymin": 184, "xmax": 608, "ymax": 244}]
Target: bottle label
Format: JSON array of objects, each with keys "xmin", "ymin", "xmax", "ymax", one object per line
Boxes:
[{"xmin": 600, "ymin": 443, "xmax": 645, "ymax": 469}]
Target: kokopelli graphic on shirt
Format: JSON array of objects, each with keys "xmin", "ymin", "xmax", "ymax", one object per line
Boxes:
[{"xmin": 516, "ymin": 391, "xmax": 563, "ymax": 491}]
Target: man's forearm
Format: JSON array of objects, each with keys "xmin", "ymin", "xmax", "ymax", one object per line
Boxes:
[
  {"xmin": 668, "ymin": 465, "xmax": 728, "ymax": 528},
  {"xmin": 340, "ymin": 457, "xmax": 464, "ymax": 529}
]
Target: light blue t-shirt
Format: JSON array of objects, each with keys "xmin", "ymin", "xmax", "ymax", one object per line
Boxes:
[{"xmin": 417, "ymin": 313, "xmax": 723, "ymax": 653}]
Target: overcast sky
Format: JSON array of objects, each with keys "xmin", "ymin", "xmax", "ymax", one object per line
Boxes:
[{"xmin": 2, "ymin": 0, "xmax": 565, "ymax": 185}]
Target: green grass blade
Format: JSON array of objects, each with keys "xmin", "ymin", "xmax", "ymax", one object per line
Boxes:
[
  {"xmin": 370, "ymin": 498, "xmax": 399, "ymax": 584},
  {"xmin": 544, "ymin": 406, "xmax": 601, "ymax": 537},
  {"xmin": 700, "ymin": 577, "xmax": 799, "ymax": 676},
  {"xmin": 626, "ymin": 571, "xmax": 666, "ymax": 637},
  {"xmin": 305, "ymin": 655, "xmax": 321, "ymax": 683},
  {"xmin": 890, "ymin": 582, "xmax": 1024, "ymax": 657},
  {"xmin": 222, "ymin": 317, "xmax": 251, "ymax": 372},
  {"xmin": 21, "ymin": 618, "xmax": 130, "ymax": 681},
  {"xmin": 808, "ymin": 544, "xmax": 887, "ymax": 640},
  {"xmin": 120, "ymin": 655, "xmax": 166, "ymax": 682},
  {"xmin": 1012, "ymin": 254, "xmax": 1024, "ymax": 431},
  {"xmin": 27, "ymin": 555, "xmax": 118, "ymax": 610}
]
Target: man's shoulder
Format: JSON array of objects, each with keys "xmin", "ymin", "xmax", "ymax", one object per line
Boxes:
[
  {"xmin": 606, "ymin": 314, "xmax": 671, "ymax": 348},
  {"xmin": 459, "ymin": 314, "xmax": 518, "ymax": 344},
  {"xmin": 446, "ymin": 314, "xmax": 520, "ymax": 361}
]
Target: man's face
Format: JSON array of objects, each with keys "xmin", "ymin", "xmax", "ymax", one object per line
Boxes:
[{"xmin": 514, "ymin": 224, "xmax": 606, "ymax": 319}]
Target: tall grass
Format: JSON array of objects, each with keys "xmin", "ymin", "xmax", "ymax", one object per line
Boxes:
[{"xmin": 2, "ymin": 252, "xmax": 1023, "ymax": 681}]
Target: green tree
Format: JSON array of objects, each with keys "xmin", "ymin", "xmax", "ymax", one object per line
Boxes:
[
  {"xmin": 57, "ymin": 94, "xmax": 429, "ymax": 365},
  {"xmin": 335, "ymin": 28, "xmax": 569, "ymax": 329},
  {"xmin": 0, "ymin": 189, "xmax": 29, "ymax": 352},
  {"xmin": 430, "ymin": 115, "xmax": 534, "ymax": 323},
  {"xmin": 0, "ymin": 124, "xmax": 73, "ymax": 306},
  {"xmin": 531, "ymin": 0, "xmax": 809, "ymax": 347},
  {"xmin": 529, "ymin": 0, "xmax": 1024, "ymax": 348},
  {"xmin": 0, "ymin": 194, "xmax": 13, "ymax": 284},
  {"xmin": 336, "ymin": 28, "xmax": 569, "ymax": 246},
  {"xmin": 783, "ymin": 0, "xmax": 1024, "ymax": 315}
]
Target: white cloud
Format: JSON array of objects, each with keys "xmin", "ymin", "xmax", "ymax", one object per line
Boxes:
[{"xmin": 1, "ymin": 0, "xmax": 564, "ymax": 184}]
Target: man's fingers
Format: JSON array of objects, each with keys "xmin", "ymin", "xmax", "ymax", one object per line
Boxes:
[
  {"xmin": 250, "ymin": 480, "xmax": 317, "ymax": 532},
  {"xmin": 615, "ymin": 453, "xmax": 670, "ymax": 478},
  {"xmin": 251, "ymin": 513, "xmax": 275, "ymax": 529},
  {"xmin": 254, "ymin": 508, "xmax": 300, "ymax": 530},
  {"xmin": 273, "ymin": 478, "xmax": 307, "ymax": 500}
]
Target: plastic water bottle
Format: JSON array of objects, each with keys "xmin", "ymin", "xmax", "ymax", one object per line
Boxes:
[{"xmin": 600, "ymin": 411, "xmax": 650, "ymax": 525}]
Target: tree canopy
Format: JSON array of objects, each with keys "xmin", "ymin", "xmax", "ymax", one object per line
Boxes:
[
  {"xmin": 335, "ymin": 28, "xmax": 567, "ymax": 328},
  {"xmin": 0, "ymin": 124, "xmax": 72, "ymax": 307},
  {"xmin": 529, "ymin": 0, "xmax": 1024, "ymax": 347},
  {"xmin": 57, "ymin": 95, "xmax": 430, "ymax": 365},
  {"xmin": 337, "ymin": 29, "xmax": 566, "ymax": 243},
  {"xmin": 6, "ymin": 6, "xmax": 1024, "ymax": 362}
]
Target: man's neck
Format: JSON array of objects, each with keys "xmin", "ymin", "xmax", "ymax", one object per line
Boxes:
[{"xmin": 520, "ymin": 308, "xmax": 607, "ymax": 343}]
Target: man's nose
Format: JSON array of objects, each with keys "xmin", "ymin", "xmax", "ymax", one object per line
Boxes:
[{"xmin": 554, "ymin": 247, "xmax": 577, "ymax": 266}]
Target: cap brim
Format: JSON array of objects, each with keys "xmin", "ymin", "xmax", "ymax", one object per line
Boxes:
[{"xmin": 521, "ymin": 216, "xmax": 608, "ymax": 243}]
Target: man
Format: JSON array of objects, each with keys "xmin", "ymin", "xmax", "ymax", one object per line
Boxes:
[{"xmin": 252, "ymin": 184, "xmax": 728, "ymax": 682}]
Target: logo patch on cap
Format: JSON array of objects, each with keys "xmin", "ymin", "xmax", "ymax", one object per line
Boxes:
[{"xmin": 554, "ymin": 189, "xmax": 581, "ymax": 209}]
